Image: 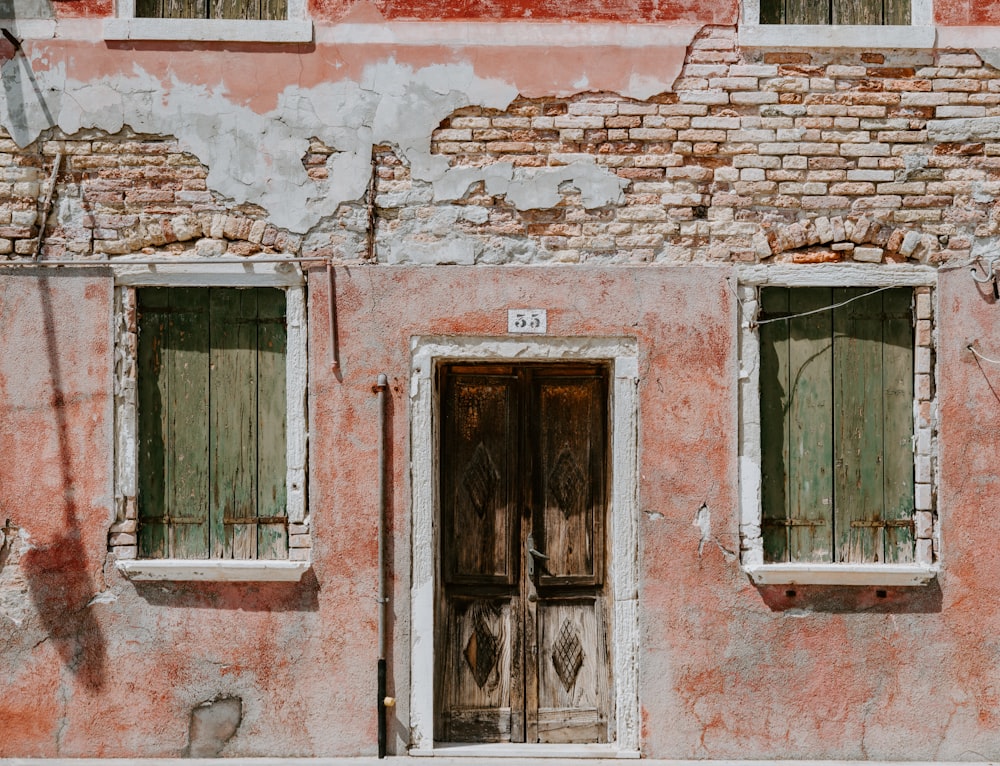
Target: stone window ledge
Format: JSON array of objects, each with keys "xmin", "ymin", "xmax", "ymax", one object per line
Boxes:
[
  {"xmin": 739, "ymin": 24, "xmax": 936, "ymax": 49},
  {"xmin": 103, "ymin": 18, "xmax": 313, "ymax": 43},
  {"xmin": 117, "ymin": 558, "xmax": 310, "ymax": 582},
  {"xmin": 745, "ymin": 563, "xmax": 938, "ymax": 587}
]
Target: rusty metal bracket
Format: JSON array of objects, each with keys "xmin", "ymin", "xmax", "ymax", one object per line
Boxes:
[
  {"xmin": 762, "ymin": 518, "xmax": 826, "ymax": 527},
  {"xmin": 850, "ymin": 519, "xmax": 915, "ymax": 529},
  {"xmin": 223, "ymin": 516, "xmax": 289, "ymax": 526}
]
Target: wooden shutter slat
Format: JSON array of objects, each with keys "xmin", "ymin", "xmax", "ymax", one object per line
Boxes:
[
  {"xmin": 260, "ymin": 0, "xmax": 286, "ymax": 20},
  {"xmin": 760, "ymin": 287, "xmax": 791, "ymax": 563},
  {"xmin": 833, "ymin": 0, "xmax": 880, "ymax": 24},
  {"xmin": 210, "ymin": 288, "xmax": 259, "ymax": 560},
  {"xmin": 759, "ymin": 0, "xmax": 784, "ymax": 23},
  {"xmin": 167, "ymin": 288, "xmax": 211, "ymax": 559},
  {"xmin": 135, "ymin": 0, "xmax": 163, "ymax": 18},
  {"xmin": 138, "ymin": 289, "xmax": 170, "ymax": 559},
  {"xmin": 161, "ymin": 0, "xmax": 206, "ymax": 18},
  {"xmin": 884, "ymin": 0, "xmax": 911, "ymax": 24},
  {"xmin": 787, "ymin": 288, "xmax": 835, "ymax": 563},
  {"xmin": 256, "ymin": 288, "xmax": 288, "ymax": 560},
  {"xmin": 881, "ymin": 288, "xmax": 915, "ymax": 563},
  {"xmin": 833, "ymin": 288, "xmax": 886, "ymax": 563},
  {"xmin": 789, "ymin": 0, "xmax": 830, "ymax": 24}
]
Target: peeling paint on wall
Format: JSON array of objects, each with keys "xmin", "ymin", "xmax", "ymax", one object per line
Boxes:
[{"xmin": 0, "ymin": 31, "xmax": 693, "ymax": 234}]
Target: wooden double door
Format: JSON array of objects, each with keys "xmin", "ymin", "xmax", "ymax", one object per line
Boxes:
[{"xmin": 435, "ymin": 363, "xmax": 612, "ymax": 744}]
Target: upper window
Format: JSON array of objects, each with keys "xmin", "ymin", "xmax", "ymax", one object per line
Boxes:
[
  {"xmin": 103, "ymin": 0, "xmax": 311, "ymax": 43},
  {"xmin": 739, "ymin": 0, "xmax": 932, "ymax": 47},
  {"xmin": 136, "ymin": 0, "xmax": 285, "ymax": 20},
  {"xmin": 136, "ymin": 287, "xmax": 289, "ymax": 559},
  {"xmin": 758, "ymin": 287, "xmax": 914, "ymax": 565},
  {"xmin": 760, "ymin": 0, "xmax": 909, "ymax": 24}
]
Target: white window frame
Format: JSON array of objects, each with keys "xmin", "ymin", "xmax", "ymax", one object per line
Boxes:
[
  {"xmin": 739, "ymin": 0, "xmax": 934, "ymax": 48},
  {"xmin": 737, "ymin": 264, "xmax": 938, "ymax": 587},
  {"xmin": 103, "ymin": 0, "xmax": 312, "ymax": 43},
  {"xmin": 112, "ymin": 260, "xmax": 309, "ymax": 582},
  {"xmin": 408, "ymin": 335, "xmax": 641, "ymax": 758}
]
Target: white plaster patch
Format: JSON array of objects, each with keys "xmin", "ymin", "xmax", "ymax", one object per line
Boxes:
[
  {"xmin": 433, "ymin": 159, "xmax": 627, "ymax": 212},
  {"xmin": 978, "ymin": 49, "xmax": 1000, "ymax": 72},
  {"xmin": 0, "ymin": 55, "xmax": 526, "ymax": 234}
]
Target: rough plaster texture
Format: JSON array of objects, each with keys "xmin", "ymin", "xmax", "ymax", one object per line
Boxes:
[
  {"xmin": 7, "ymin": 9, "xmax": 1000, "ymax": 761},
  {"xmin": 0, "ymin": 35, "xmax": 691, "ymax": 233}
]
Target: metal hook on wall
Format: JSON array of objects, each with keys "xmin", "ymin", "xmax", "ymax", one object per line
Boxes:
[{"xmin": 970, "ymin": 254, "xmax": 1000, "ymax": 299}]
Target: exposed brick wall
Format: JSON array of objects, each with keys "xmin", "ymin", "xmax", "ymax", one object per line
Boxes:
[
  {"xmin": 0, "ymin": 132, "xmax": 303, "ymax": 261},
  {"xmin": 409, "ymin": 29, "xmax": 1000, "ymax": 266},
  {"xmin": 3, "ymin": 29, "xmax": 1000, "ymax": 270}
]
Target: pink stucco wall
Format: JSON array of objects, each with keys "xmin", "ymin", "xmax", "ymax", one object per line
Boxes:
[{"xmin": 4, "ymin": 265, "xmax": 999, "ymax": 757}]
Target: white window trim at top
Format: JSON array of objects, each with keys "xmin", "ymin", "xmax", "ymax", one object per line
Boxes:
[
  {"xmin": 103, "ymin": 0, "xmax": 312, "ymax": 43},
  {"xmin": 112, "ymin": 259, "xmax": 310, "ymax": 582},
  {"xmin": 739, "ymin": 0, "xmax": 934, "ymax": 48},
  {"xmin": 736, "ymin": 263, "xmax": 939, "ymax": 587}
]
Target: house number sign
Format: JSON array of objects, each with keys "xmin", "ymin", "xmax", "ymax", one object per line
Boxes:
[{"xmin": 508, "ymin": 309, "xmax": 547, "ymax": 334}]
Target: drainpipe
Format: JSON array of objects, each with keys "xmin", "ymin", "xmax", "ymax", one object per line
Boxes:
[{"xmin": 376, "ymin": 373, "xmax": 390, "ymax": 758}]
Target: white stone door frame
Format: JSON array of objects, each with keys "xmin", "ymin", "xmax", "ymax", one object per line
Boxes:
[{"xmin": 408, "ymin": 335, "xmax": 641, "ymax": 757}]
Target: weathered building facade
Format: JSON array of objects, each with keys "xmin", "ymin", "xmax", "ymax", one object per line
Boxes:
[{"xmin": 3, "ymin": 0, "xmax": 1000, "ymax": 758}]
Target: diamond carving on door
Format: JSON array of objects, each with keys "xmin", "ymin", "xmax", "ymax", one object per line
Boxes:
[
  {"xmin": 551, "ymin": 619, "xmax": 585, "ymax": 692},
  {"xmin": 436, "ymin": 363, "xmax": 611, "ymax": 745}
]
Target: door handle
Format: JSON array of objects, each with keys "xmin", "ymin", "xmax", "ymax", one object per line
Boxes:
[{"xmin": 526, "ymin": 534, "xmax": 549, "ymax": 579}]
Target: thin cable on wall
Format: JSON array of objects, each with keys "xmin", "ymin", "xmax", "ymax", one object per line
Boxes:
[
  {"xmin": 968, "ymin": 344, "xmax": 1000, "ymax": 366},
  {"xmin": 727, "ymin": 281, "xmax": 899, "ymax": 328}
]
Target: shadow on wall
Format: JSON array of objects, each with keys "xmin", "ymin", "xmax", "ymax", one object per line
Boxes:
[
  {"xmin": 17, "ymin": 275, "xmax": 107, "ymax": 691},
  {"xmin": 756, "ymin": 580, "xmax": 944, "ymax": 614},
  {"xmin": 131, "ymin": 568, "xmax": 321, "ymax": 611}
]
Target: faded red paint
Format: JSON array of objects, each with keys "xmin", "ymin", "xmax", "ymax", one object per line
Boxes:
[
  {"xmin": 19, "ymin": 39, "xmax": 689, "ymax": 115},
  {"xmin": 53, "ymin": 0, "xmax": 114, "ymax": 18},
  {"xmin": 935, "ymin": 0, "xmax": 1000, "ymax": 24},
  {"xmin": 352, "ymin": 0, "xmax": 733, "ymax": 22}
]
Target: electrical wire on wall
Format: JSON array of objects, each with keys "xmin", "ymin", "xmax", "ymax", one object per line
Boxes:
[
  {"xmin": 726, "ymin": 277, "xmax": 901, "ymax": 329},
  {"xmin": 968, "ymin": 345, "xmax": 1000, "ymax": 366}
]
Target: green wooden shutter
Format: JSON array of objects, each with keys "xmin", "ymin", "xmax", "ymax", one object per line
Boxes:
[
  {"xmin": 760, "ymin": 287, "xmax": 914, "ymax": 564},
  {"xmin": 138, "ymin": 288, "xmax": 211, "ymax": 558},
  {"xmin": 137, "ymin": 287, "xmax": 287, "ymax": 559},
  {"xmin": 760, "ymin": 288, "xmax": 834, "ymax": 563}
]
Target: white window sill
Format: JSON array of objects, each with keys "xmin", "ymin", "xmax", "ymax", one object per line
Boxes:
[
  {"xmin": 739, "ymin": 23, "xmax": 936, "ymax": 49},
  {"xmin": 103, "ymin": 18, "xmax": 312, "ymax": 43},
  {"xmin": 117, "ymin": 558, "xmax": 310, "ymax": 582},
  {"xmin": 745, "ymin": 563, "xmax": 938, "ymax": 586},
  {"xmin": 411, "ymin": 743, "xmax": 639, "ymax": 759}
]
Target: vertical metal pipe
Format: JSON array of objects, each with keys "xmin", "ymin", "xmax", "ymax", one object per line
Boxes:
[
  {"xmin": 327, "ymin": 261, "xmax": 339, "ymax": 370},
  {"xmin": 376, "ymin": 373, "xmax": 389, "ymax": 758}
]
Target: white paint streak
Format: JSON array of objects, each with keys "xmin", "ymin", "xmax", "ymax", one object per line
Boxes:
[{"xmin": 695, "ymin": 503, "xmax": 711, "ymax": 557}]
